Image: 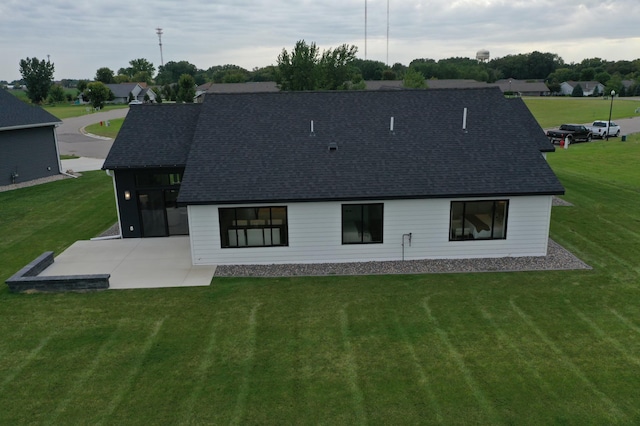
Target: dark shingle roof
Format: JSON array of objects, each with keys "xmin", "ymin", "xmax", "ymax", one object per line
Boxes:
[
  {"xmin": 0, "ymin": 89, "xmax": 61, "ymax": 130},
  {"xmin": 102, "ymin": 104, "xmax": 201, "ymax": 169},
  {"xmin": 105, "ymin": 83, "xmax": 140, "ymax": 98},
  {"xmin": 177, "ymin": 87, "xmax": 563, "ymax": 204}
]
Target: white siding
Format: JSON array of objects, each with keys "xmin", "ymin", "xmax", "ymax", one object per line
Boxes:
[{"xmin": 188, "ymin": 196, "xmax": 553, "ymax": 265}]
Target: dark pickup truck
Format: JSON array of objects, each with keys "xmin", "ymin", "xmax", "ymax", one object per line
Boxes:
[{"xmin": 546, "ymin": 124, "xmax": 593, "ymax": 144}]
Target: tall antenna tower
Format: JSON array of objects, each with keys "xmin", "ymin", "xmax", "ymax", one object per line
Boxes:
[
  {"xmin": 155, "ymin": 27, "xmax": 164, "ymax": 66},
  {"xmin": 386, "ymin": 0, "xmax": 390, "ymax": 66},
  {"xmin": 364, "ymin": 0, "xmax": 367, "ymax": 60}
]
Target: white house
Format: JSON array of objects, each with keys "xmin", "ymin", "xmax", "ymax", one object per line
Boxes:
[
  {"xmin": 102, "ymin": 88, "xmax": 564, "ymax": 265},
  {"xmin": 560, "ymin": 81, "xmax": 605, "ymax": 96}
]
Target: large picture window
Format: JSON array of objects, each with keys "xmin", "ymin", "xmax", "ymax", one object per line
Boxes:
[
  {"xmin": 219, "ymin": 207, "xmax": 288, "ymax": 248},
  {"xmin": 450, "ymin": 200, "xmax": 508, "ymax": 241},
  {"xmin": 342, "ymin": 204, "xmax": 383, "ymax": 244}
]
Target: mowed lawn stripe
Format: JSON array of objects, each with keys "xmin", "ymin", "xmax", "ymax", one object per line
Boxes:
[
  {"xmin": 569, "ymin": 304, "xmax": 640, "ymax": 368},
  {"xmin": 610, "ymin": 309, "xmax": 640, "ymax": 335},
  {"xmin": 477, "ymin": 305, "xmax": 562, "ymax": 403},
  {"xmin": 179, "ymin": 317, "xmax": 218, "ymax": 423},
  {"xmin": 231, "ymin": 303, "xmax": 260, "ymax": 426},
  {"xmin": 50, "ymin": 322, "xmax": 125, "ymax": 422},
  {"xmin": 0, "ymin": 333, "xmax": 56, "ymax": 391},
  {"xmin": 339, "ymin": 305, "xmax": 367, "ymax": 425},
  {"xmin": 392, "ymin": 312, "xmax": 444, "ymax": 424},
  {"xmin": 422, "ymin": 297, "xmax": 500, "ymax": 423},
  {"xmin": 509, "ymin": 299, "xmax": 628, "ymax": 421},
  {"xmin": 98, "ymin": 318, "xmax": 166, "ymax": 424}
]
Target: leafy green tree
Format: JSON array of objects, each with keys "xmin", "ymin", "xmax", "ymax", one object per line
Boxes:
[
  {"xmin": 114, "ymin": 74, "xmax": 131, "ymax": 83},
  {"xmin": 47, "ymin": 84, "xmax": 66, "ymax": 103},
  {"xmin": 580, "ymin": 68, "xmax": 595, "ymax": 81},
  {"xmin": 352, "ymin": 59, "xmax": 387, "ymax": 80},
  {"xmin": 85, "ymin": 81, "xmax": 113, "ymax": 108},
  {"xmin": 595, "ymin": 71, "xmax": 611, "ymax": 85},
  {"xmin": 403, "ymin": 68, "xmax": 426, "ymax": 88},
  {"xmin": 95, "ymin": 67, "xmax": 115, "ymax": 84},
  {"xmin": 77, "ymin": 80, "xmax": 89, "ymax": 92},
  {"xmin": 249, "ymin": 65, "xmax": 277, "ymax": 82},
  {"xmin": 156, "ymin": 60, "xmax": 198, "ymax": 85},
  {"xmin": 19, "ymin": 57, "xmax": 55, "ymax": 103},
  {"xmin": 119, "ymin": 58, "xmax": 155, "ymax": 79},
  {"xmin": 277, "ymin": 40, "xmax": 321, "ymax": 91},
  {"xmin": 571, "ymin": 84, "xmax": 583, "ymax": 97},
  {"xmin": 382, "ymin": 69, "xmax": 396, "ymax": 80},
  {"xmin": 176, "ymin": 74, "xmax": 195, "ymax": 102},
  {"xmin": 132, "ymin": 71, "xmax": 153, "ymax": 85},
  {"xmin": 277, "ymin": 40, "xmax": 358, "ymax": 91},
  {"xmin": 319, "ymin": 44, "xmax": 358, "ymax": 90},
  {"xmin": 605, "ymin": 74, "xmax": 623, "ymax": 97}
]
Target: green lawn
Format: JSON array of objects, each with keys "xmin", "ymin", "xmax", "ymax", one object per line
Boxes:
[
  {"xmin": 84, "ymin": 117, "xmax": 124, "ymax": 139},
  {"xmin": 1, "ymin": 135, "xmax": 640, "ymax": 422},
  {"xmin": 523, "ymin": 96, "xmax": 640, "ymax": 128},
  {"xmin": 43, "ymin": 104, "xmax": 128, "ymax": 120}
]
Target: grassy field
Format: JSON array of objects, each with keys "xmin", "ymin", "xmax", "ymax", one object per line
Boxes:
[
  {"xmin": 43, "ymin": 104, "xmax": 128, "ymax": 120},
  {"xmin": 1, "ymin": 132, "xmax": 640, "ymax": 422},
  {"xmin": 84, "ymin": 117, "xmax": 124, "ymax": 139},
  {"xmin": 523, "ymin": 96, "xmax": 640, "ymax": 128}
]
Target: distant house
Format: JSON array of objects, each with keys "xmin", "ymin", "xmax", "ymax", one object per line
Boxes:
[
  {"xmin": 0, "ymin": 89, "xmax": 62, "ymax": 186},
  {"xmin": 103, "ymin": 88, "xmax": 564, "ymax": 265},
  {"xmin": 195, "ymin": 81, "xmax": 278, "ymax": 103},
  {"xmin": 105, "ymin": 83, "xmax": 156, "ymax": 104},
  {"xmin": 365, "ymin": 79, "xmax": 550, "ymax": 96},
  {"xmin": 560, "ymin": 81, "xmax": 605, "ymax": 96},
  {"xmin": 494, "ymin": 79, "xmax": 550, "ymax": 96}
]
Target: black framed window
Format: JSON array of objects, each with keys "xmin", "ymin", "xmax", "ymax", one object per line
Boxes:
[
  {"xmin": 342, "ymin": 204, "xmax": 383, "ymax": 244},
  {"xmin": 219, "ymin": 207, "xmax": 288, "ymax": 248},
  {"xmin": 450, "ymin": 200, "xmax": 508, "ymax": 241}
]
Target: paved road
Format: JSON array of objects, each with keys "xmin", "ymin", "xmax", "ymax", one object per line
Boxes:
[{"xmin": 57, "ymin": 108, "xmax": 129, "ymax": 158}]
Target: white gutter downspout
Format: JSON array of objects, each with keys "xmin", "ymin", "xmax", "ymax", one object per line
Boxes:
[
  {"xmin": 104, "ymin": 169, "xmax": 123, "ymax": 239},
  {"xmin": 52, "ymin": 124, "xmax": 78, "ymax": 179}
]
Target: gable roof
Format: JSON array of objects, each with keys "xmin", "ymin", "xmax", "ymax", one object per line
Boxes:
[
  {"xmin": 563, "ymin": 81, "xmax": 603, "ymax": 89},
  {"xmin": 103, "ymin": 103, "xmax": 201, "ymax": 169},
  {"xmin": 0, "ymin": 89, "xmax": 61, "ymax": 131},
  {"xmin": 105, "ymin": 83, "xmax": 141, "ymax": 98},
  {"xmin": 175, "ymin": 87, "xmax": 562, "ymax": 205}
]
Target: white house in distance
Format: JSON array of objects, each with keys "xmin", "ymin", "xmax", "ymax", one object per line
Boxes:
[
  {"xmin": 559, "ymin": 81, "xmax": 605, "ymax": 96},
  {"xmin": 102, "ymin": 87, "xmax": 564, "ymax": 265}
]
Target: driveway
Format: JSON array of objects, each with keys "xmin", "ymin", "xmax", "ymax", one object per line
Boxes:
[{"xmin": 57, "ymin": 108, "xmax": 129, "ymax": 158}]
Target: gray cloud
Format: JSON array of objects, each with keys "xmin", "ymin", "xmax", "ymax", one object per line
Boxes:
[{"xmin": 1, "ymin": 0, "xmax": 638, "ymax": 81}]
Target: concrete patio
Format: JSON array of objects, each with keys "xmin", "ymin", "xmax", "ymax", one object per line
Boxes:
[{"xmin": 39, "ymin": 237, "xmax": 216, "ymax": 290}]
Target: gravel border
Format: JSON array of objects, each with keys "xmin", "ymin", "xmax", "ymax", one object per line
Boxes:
[
  {"xmin": 0, "ymin": 174, "xmax": 77, "ymax": 192},
  {"xmin": 214, "ymin": 239, "xmax": 591, "ymax": 277}
]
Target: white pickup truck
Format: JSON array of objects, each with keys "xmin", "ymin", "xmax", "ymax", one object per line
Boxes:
[{"xmin": 588, "ymin": 120, "xmax": 621, "ymax": 138}]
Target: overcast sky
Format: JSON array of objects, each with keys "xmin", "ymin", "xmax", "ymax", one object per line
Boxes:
[{"xmin": 1, "ymin": 0, "xmax": 639, "ymax": 82}]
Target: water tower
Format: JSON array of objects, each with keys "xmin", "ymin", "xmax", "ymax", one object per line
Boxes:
[{"xmin": 476, "ymin": 49, "xmax": 490, "ymax": 62}]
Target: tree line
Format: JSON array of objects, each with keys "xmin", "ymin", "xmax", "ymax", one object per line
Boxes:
[{"xmin": 12, "ymin": 41, "xmax": 640, "ymax": 106}]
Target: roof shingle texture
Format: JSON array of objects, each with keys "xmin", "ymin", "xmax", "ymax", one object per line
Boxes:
[
  {"xmin": 0, "ymin": 89, "xmax": 61, "ymax": 130},
  {"xmin": 103, "ymin": 104, "xmax": 201, "ymax": 169},
  {"xmin": 177, "ymin": 87, "xmax": 563, "ymax": 204}
]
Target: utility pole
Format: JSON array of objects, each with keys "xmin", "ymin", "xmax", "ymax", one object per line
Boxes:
[{"xmin": 156, "ymin": 27, "xmax": 164, "ymax": 67}]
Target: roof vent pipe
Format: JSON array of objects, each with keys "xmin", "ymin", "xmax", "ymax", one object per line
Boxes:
[
  {"xmin": 310, "ymin": 120, "xmax": 315, "ymax": 136},
  {"xmin": 462, "ymin": 108, "xmax": 468, "ymax": 132},
  {"xmin": 390, "ymin": 116, "xmax": 394, "ymax": 133}
]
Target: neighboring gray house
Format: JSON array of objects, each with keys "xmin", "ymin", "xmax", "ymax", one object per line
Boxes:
[
  {"xmin": 560, "ymin": 81, "xmax": 605, "ymax": 96},
  {"xmin": 494, "ymin": 79, "xmax": 550, "ymax": 96},
  {"xmin": 195, "ymin": 81, "xmax": 278, "ymax": 103},
  {"xmin": 103, "ymin": 87, "xmax": 564, "ymax": 265},
  {"xmin": 105, "ymin": 83, "xmax": 156, "ymax": 103},
  {"xmin": 0, "ymin": 89, "xmax": 62, "ymax": 186}
]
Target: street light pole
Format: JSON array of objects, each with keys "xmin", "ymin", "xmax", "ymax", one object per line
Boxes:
[{"xmin": 607, "ymin": 90, "xmax": 615, "ymax": 141}]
